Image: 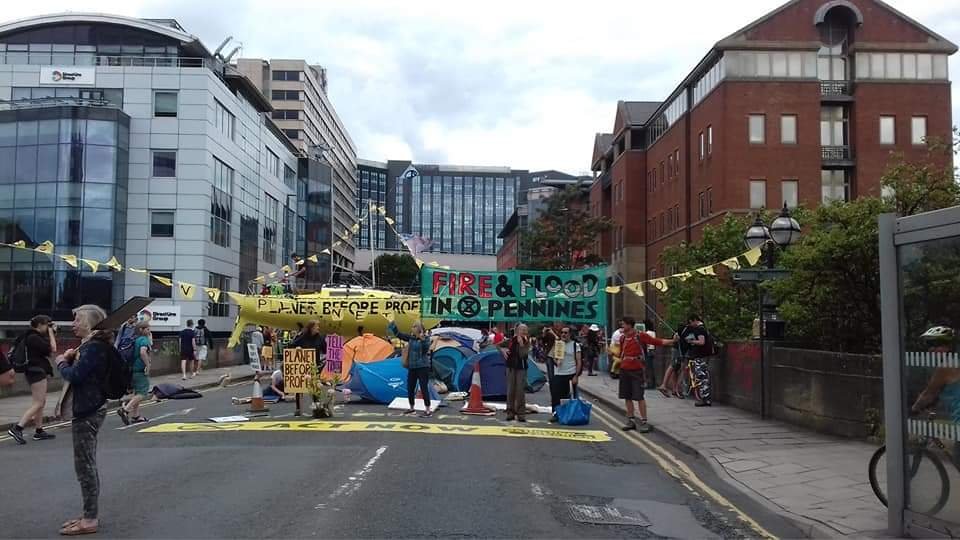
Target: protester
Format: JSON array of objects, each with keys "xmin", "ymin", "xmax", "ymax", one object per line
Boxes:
[
  {"xmin": 540, "ymin": 326, "xmax": 559, "ymax": 383},
  {"xmin": 388, "ymin": 320, "xmax": 434, "ymax": 417},
  {"xmin": 549, "ymin": 327, "xmax": 582, "ymax": 423},
  {"xmin": 492, "ymin": 326, "xmax": 505, "ymax": 345},
  {"xmin": 8, "ymin": 315, "xmax": 58, "ymax": 444},
  {"xmin": 684, "ymin": 314, "xmax": 713, "ymax": 407},
  {"xmin": 618, "ymin": 317, "xmax": 675, "ymax": 432},
  {"xmin": 0, "ymin": 348, "xmax": 14, "ymax": 387},
  {"xmin": 501, "ymin": 323, "xmax": 531, "ymax": 422},
  {"xmin": 180, "ymin": 320, "xmax": 196, "ymax": 380},
  {"xmin": 263, "ymin": 369, "xmax": 285, "ymax": 401},
  {"xmin": 290, "ymin": 320, "xmax": 326, "ymax": 371},
  {"xmin": 118, "ymin": 322, "xmax": 152, "ymax": 425},
  {"xmin": 194, "ymin": 319, "xmax": 212, "ymax": 374},
  {"xmin": 643, "ymin": 319, "xmax": 658, "ymax": 389},
  {"xmin": 57, "ymin": 304, "xmax": 116, "ymax": 536},
  {"xmin": 259, "ymin": 326, "xmax": 274, "ymax": 370},
  {"xmin": 478, "ymin": 327, "xmax": 491, "ymax": 350},
  {"xmin": 582, "ymin": 324, "xmax": 602, "ymax": 377},
  {"xmin": 658, "ymin": 320, "xmax": 691, "ymax": 398}
]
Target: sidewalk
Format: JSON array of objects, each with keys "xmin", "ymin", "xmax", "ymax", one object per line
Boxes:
[
  {"xmin": 578, "ymin": 373, "xmax": 887, "ymax": 538},
  {"xmin": 0, "ymin": 367, "xmax": 249, "ymax": 432}
]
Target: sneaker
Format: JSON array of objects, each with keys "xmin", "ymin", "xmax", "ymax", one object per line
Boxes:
[
  {"xmin": 182, "ymin": 376, "xmax": 187, "ymax": 381},
  {"xmin": 548, "ymin": 414, "xmax": 559, "ymax": 423},
  {"xmin": 419, "ymin": 410, "xmax": 433, "ymax": 418},
  {"xmin": 505, "ymin": 414, "xmax": 516, "ymax": 421},
  {"xmin": 33, "ymin": 429, "xmax": 55, "ymax": 441},
  {"xmin": 637, "ymin": 419, "xmax": 652, "ymax": 433},
  {"xmin": 621, "ymin": 418, "xmax": 637, "ymax": 431},
  {"xmin": 7, "ymin": 426, "xmax": 26, "ymax": 445},
  {"xmin": 117, "ymin": 407, "xmax": 131, "ymax": 426},
  {"xmin": 402, "ymin": 409, "xmax": 417, "ymax": 415}
]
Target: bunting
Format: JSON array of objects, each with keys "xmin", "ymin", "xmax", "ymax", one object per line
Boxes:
[
  {"xmin": 177, "ymin": 282, "xmax": 196, "ymax": 300},
  {"xmin": 59, "ymin": 254, "xmax": 78, "ymax": 268},
  {"xmin": 105, "ymin": 256, "xmax": 123, "ymax": 272},
  {"xmin": 80, "ymin": 259, "xmax": 100, "ymax": 273},
  {"xmin": 34, "ymin": 241, "xmax": 54, "ymax": 254},
  {"xmin": 205, "ymin": 287, "xmax": 221, "ymax": 302}
]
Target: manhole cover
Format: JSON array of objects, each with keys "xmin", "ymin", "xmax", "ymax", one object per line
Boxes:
[{"xmin": 568, "ymin": 504, "xmax": 650, "ymax": 526}]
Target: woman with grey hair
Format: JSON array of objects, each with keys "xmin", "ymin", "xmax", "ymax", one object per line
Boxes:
[
  {"xmin": 388, "ymin": 319, "xmax": 434, "ymax": 417},
  {"xmin": 501, "ymin": 323, "xmax": 531, "ymax": 422},
  {"xmin": 56, "ymin": 304, "xmax": 115, "ymax": 536}
]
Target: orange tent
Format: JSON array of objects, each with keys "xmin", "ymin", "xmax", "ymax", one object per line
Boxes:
[{"xmin": 326, "ymin": 334, "xmax": 395, "ymax": 382}]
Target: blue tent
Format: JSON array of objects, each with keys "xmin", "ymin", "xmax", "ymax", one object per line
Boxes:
[
  {"xmin": 431, "ymin": 346, "xmax": 475, "ymax": 392},
  {"xmin": 526, "ymin": 357, "xmax": 546, "ymax": 393},
  {"xmin": 467, "ymin": 350, "xmax": 508, "ymax": 400},
  {"xmin": 345, "ymin": 358, "xmax": 440, "ymax": 404}
]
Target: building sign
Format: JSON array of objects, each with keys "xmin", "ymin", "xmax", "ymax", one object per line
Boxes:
[
  {"xmin": 138, "ymin": 305, "xmax": 181, "ymax": 327},
  {"xmin": 39, "ymin": 66, "xmax": 96, "ymax": 86},
  {"xmin": 421, "ymin": 267, "xmax": 608, "ymax": 324},
  {"xmin": 282, "ymin": 347, "xmax": 316, "ymax": 394},
  {"xmin": 399, "ymin": 164, "xmax": 420, "ymax": 183}
]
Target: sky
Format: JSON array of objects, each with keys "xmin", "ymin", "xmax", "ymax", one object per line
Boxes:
[{"xmin": 4, "ymin": 0, "xmax": 959, "ymax": 175}]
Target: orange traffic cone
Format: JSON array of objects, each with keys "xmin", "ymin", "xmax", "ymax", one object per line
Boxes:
[
  {"xmin": 462, "ymin": 361, "xmax": 495, "ymax": 416},
  {"xmin": 248, "ymin": 379, "xmax": 269, "ymax": 413}
]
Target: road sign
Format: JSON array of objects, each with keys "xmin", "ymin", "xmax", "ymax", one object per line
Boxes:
[
  {"xmin": 283, "ymin": 347, "xmax": 316, "ymax": 393},
  {"xmin": 732, "ymin": 269, "xmax": 790, "ymax": 283}
]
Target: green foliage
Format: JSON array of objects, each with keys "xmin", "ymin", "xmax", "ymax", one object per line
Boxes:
[
  {"xmin": 522, "ymin": 186, "xmax": 612, "ymax": 270},
  {"xmin": 881, "ymin": 128, "xmax": 960, "ymax": 217},
  {"xmin": 373, "ymin": 253, "xmax": 420, "ymax": 291}
]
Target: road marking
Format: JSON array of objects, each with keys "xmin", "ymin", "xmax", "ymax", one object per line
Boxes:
[
  {"xmin": 139, "ymin": 420, "xmax": 612, "ymax": 442},
  {"xmin": 116, "ymin": 407, "xmax": 195, "ymax": 430},
  {"xmin": 590, "ymin": 406, "xmax": 776, "ymax": 539},
  {"xmin": 328, "ymin": 445, "xmax": 388, "ymax": 502}
]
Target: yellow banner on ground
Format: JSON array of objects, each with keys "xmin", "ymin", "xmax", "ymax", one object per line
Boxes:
[{"xmin": 139, "ymin": 421, "xmax": 611, "ymax": 442}]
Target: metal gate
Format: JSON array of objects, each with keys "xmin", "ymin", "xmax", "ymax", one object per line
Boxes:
[{"xmin": 880, "ymin": 208, "xmax": 960, "ymax": 538}]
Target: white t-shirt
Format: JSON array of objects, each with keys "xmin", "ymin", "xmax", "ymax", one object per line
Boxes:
[
  {"xmin": 610, "ymin": 329, "xmax": 623, "ymax": 348},
  {"xmin": 556, "ymin": 340, "xmax": 580, "ymax": 376}
]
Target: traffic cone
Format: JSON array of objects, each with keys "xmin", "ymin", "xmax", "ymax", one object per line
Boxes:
[
  {"xmin": 248, "ymin": 379, "xmax": 269, "ymax": 413},
  {"xmin": 462, "ymin": 361, "xmax": 495, "ymax": 416}
]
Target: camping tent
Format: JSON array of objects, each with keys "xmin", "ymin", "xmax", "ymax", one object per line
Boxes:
[
  {"xmin": 469, "ymin": 350, "xmax": 508, "ymax": 400},
  {"xmin": 344, "ymin": 358, "xmax": 441, "ymax": 404},
  {"xmin": 526, "ymin": 357, "xmax": 546, "ymax": 393},
  {"xmin": 332, "ymin": 334, "xmax": 396, "ymax": 382},
  {"xmin": 431, "ymin": 345, "xmax": 476, "ymax": 392}
]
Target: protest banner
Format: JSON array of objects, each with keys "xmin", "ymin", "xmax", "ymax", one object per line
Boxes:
[
  {"xmin": 323, "ymin": 334, "xmax": 345, "ymax": 378},
  {"xmin": 282, "ymin": 347, "xmax": 316, "ymax": 393},
  {"xmin": 420, "ymin": 266, "xmax": 608, "ymax": 324},
  {"xmin": 247, "ymin": 343, "xmax": 261, "ymax": 371}
]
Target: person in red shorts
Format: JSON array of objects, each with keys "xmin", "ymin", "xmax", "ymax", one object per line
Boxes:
[{"xmin": 619, "ymin": 316, "xmax": 675, "ymax": 433}]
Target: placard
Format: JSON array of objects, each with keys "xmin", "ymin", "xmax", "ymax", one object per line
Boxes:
[
  {"xmin": 324, "ymin": 334, "xmax": 344, "ymax": 376},
  {"xmin": 551, "ymin": 340, "xmax": 566, "ymax": 360},
  {"xmin": 421, "ymin": 267, "xmax": 607, "ymax": 324},
  {"xmin": 282, "ymin": 347, "xmax": 316, "ymax": 394},
  {"xmin": 247, "ymin": 344, "xmax": 261, "ymax": 371}
]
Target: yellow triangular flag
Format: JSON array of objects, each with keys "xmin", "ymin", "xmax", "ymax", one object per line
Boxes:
[
  {"xmin": 281, "ymin": 265, "xmax": 291, "ymax": 274},
  {"xmin": 294, "ymin": 259, "xmax": 306, "ymax": 267},
  {"xmin": 624, "ymin": 283, "xmax": 645, "ymax": 296},
  {"xmin": 414, "ymin": 259, "xmax": 424, "ymax": 268},
  {"xmin": 59, "ymin": 254, "xmax": 78, "ymax": 268},
  {"xmin": 744, "ymin": 246, "xmax": 763, "ymax": 266},
  {"xmin": 204, "ymin": 287, "xmax": 221, "ymax": 302},
  {"xmin": 677, "ymin": 272, "xmax": 693, "ymax": 282},
  {"xmin": 651, "ymin": 278, "xmax": 670, "ymax": 293},
  {"xmin": 12, "ymin": 240, "xmax": 26, "ymax": 249},
  {"xmin": 80, "ymin": 259, "xmax": 100, "ymax": 273},
  {"xmin": 309, "ymin": 254, "xmax": 320, "ymax": 262},
  {"xmin": 333, "ymin": 241, "xmax": 341, "ymax": 248},
  {"xmin": 605, "ymin": 286, "xmax": 622, "ymax": 294},
  {"xmin": 721, "ymin": 257, "xmax": 741, "ymax": 270},
  {"xmin": 351, "ymin": 224, "xmax": 360, "ymax": 233},
  {"xmin": 128, "ymin": 267, "xmax": 147, "ymax": 274},
  {"xmin": 254, "ymin": 275, "xmax": 265, "ymax": 283},
  {"xmin": 385, "ymin": 217, "xmax": 395, "ymax": 226},
  {"xmin": 226, "ymin": 292, "xmax": 244, "ymax": 302},
  {"xmin": 177, "ymin": 282, "xmax": 196, "ymax": 299},
  {"xmin": 696, "ymin": 265, "xmax": 717, "ymax": 276},
  {"xmin": 429, "ymin": 261, "xmax": 440, "ymax": 267},
  {"xmin": 267, "ymin": 271, "xmax": 277, "ymax": 278},
  {"xmin": 377, "ymin": 206, "xmax": 386, "ymax": 215},
  {"xmin": 34, "ymin": 241, "xmax": 54, "ymax": 254},
  {"xmin": 105, "ymin": 256, "xmax": 123, "ymax": 271},
  {"xmin": 151, "ymin": 274, "xmax": 172, "ymax": 287}
]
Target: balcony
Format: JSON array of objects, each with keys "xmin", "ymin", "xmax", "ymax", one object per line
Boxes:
[
  {"xmin": 820, "ymin": 80, "xmax": 853, "ymax": 101},
  {"xmin": 822, "ymin": 145, "xmax": 855, "ymax": 166},
  {"xmin": 0, "ymin": 97, "xmax": 114, "ymax": 111},
  {"xmin": 0, "ymin": 53, "xmax": 214, "ymax": 70}
]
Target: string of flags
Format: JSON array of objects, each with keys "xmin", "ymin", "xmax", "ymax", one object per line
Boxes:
[{"xmin": 603, "ymin": 245, "xmax": 764, "ymax": 297}]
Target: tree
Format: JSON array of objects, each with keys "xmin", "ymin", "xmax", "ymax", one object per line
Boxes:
[
  {"xmin": 372, "ymin": 253, "xmax": 420, "ymax": 291},
  {"xmin": 881, "ymin": 128, "xmax": 959, "ymax": 216},
  {"xmin": 522, "ymin": 186, "xmax": 612, "ymax": 270}
]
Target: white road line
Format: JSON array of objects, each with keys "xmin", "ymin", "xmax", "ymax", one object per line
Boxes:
[
  {"xmin": 324, "ymin": 445, "xmax": 389, "ymax": 504},
  {"xmin": 116, "ymin": 407, "xmax": 195, "ymax": 430}
]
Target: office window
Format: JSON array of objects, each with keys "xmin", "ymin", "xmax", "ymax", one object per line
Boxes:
[
  {"xmin": 263, "ymin": 194, "xmax": 278, "ymax": 263},
  {"xmin": 152, "ymin": 150, "xmax": 176, "ymax": 177},
  {"xmin": 153, "ymin": 91, "xmax": 177, "ymax": 117},
  {"xmin": 749, "ymin": 115, "xmax": 765, "ymax": 144},
  {"xmin": 150, "ymin": 211, "xmax": 174, "ymax": 237},
  {"xmin": 271, "ymin": 110, "xmax": 299, "ymax": 120},
  {"xmin": 699, "ymin": 132, "xmax": 705, "ymax": 160},
  {"xmin": 781, "ymin": 180, "xmax": 799, "ymax": 208},
  {"xmin": 210, "ymin": 158, "xmax": 233, "ymax": 248},
  {"xmin": 272, "ymin": 90, "xmax": 300, "ymax": 100},
  {"xmin": 750, "ymin": 180, "xmax": 767, "ymax": 209},
  {"xmin": 284, "ymin": 164, "xmax": 296, "ymax": 189},
  {"xmin": 271, "ymin": 71, "xmax": 301, "ymax": 81},
  {"xmin": 284, "ymin": 129, "xmax": 300, "ymax": 140},
  {"xmin": 880, "ymin": 116, "xmax": 896, "ymax": 145},
  {"xmin": 215, "ymin": 100, "xmax": 235, "ymax": 140},
  {"xmin": 707, "ymin": 125, "xmax": 713, "ymax": 155},
  {"xmin": 911, "ymin": 116, "xmax": 927, "ymax": 146},
  {"xmin": 149, "ymin": 271, "xmax": 173, "ymax": 299},
  {"xmin": 207, "ymin": 273, "xmax": 230, "ymax": 317},
  {"xmin": 781, "ymin": 115, "xmax": 797, "ymax": 144},
  {"xmin": 265, "ymin": 148, "xmax": 280, "ymax": 177}
]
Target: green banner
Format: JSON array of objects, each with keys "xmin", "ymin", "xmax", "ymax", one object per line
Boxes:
[{"xmin": 420, "ymin": 266, "xmax": 608, "ymax": 324}]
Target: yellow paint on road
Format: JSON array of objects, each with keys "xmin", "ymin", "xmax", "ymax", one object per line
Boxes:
[
  {"xmin": 140, "ymin": 420, "xmax": 611, "ymax": 442},
  {"xmin": 590, "ymin": 405, "xmax": 777, "ymax": 539}
]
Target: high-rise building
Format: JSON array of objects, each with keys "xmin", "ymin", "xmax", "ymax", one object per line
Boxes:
[
  {"xmin": 237, "ymin": 58, "xmax": 358, "ymax": 279},
  {"xmin": 0, "ymin": 13, "xmax": 318, "ymax": 332},
  {"xmin": 590, "ymin": 0, "xmax": 956, "ymax": 320}
]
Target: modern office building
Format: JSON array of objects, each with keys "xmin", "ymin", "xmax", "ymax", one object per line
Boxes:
[
  {"xmin": 0, "ymin": 13, "xmax": 324, "ymax": 332},
  {"xmin": 590, "ymin": 0, "xmax": 956, "ymax": 319},
  {"xmin": 354, "ymin": 160, "xmax": 530, "ymax": 271},
  {"xmin": 236, "ymin": 58, "xmax": 358, "ymax": 277}
]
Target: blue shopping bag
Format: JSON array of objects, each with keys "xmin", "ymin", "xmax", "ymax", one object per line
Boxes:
[{"xmin": 556, "ymin": 387, "xmax": 592, "ymax": 426}]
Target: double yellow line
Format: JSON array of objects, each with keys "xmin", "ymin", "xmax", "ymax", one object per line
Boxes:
[{"xmin": 591, "ymin": 405, "xmax": 778, "ymax": 539}]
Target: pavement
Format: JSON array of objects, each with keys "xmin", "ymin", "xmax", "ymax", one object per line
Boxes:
[
  {"xmin": 577, "ymin": 372, "xmax": 890, "ymax": 538},
  {"xmin": 0, "ymin": 380, "xmax": 805, "ymax": 539},
  {"xmin": 0, "ymin": 367, "xmax": 247, "ymax": 432}
]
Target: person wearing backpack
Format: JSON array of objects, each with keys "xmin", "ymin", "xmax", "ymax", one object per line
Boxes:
[
  {"xmin": 683, "ymin": 314, "xmax": 714, "ymax": 407},
  {"xmin": 194, "ymin": 319, "xmax": 213, "ymax": 374},
  {"xmin": 0, "ymin": 348, "xmax": 14, "ymax": 387},
  {"xmin": 56, "ymin": 304, "xmax": 120, "ymax": 536},
  {"xmin": 117, "ymin": 322, "xmax": 152, "ymax": 425},
  {"xmin": 618, "ymin": 317, "xmax": 676, "ymax": 432},
  {"xmin": 7, "ymin": 314, "xmax": 58, "ymax": 445}
]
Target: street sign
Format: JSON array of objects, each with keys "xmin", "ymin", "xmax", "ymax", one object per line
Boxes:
[
  {"xmin": 283, "ymin": 347, "xmax": 316, "ymax": 393},
  {"xmin": 732, "ymin": 269, "xmax": 790, "ymax": 283}
]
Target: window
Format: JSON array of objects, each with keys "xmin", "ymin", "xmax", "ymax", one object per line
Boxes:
[
  {"xmin": 271, "ymin": 110, "xmax": 299, "ymax": 120},
  {"xmin": 781, "ymin": 180, "xmax": 799, "ymax": 208},
  {"xmin": 880, "ymin": 116, "xmax": 896, "ymax": 145},
  {"xmin": 283, "ymin": 164, "xmax": 296, "ymax": 189},
  {"xmin": 707, "ymin": 125, "xmax": 713, "ymax": 155},
  {"xmin": 674, "ymin": 205, "xmax": 680, "ymax": 229},
  {"xmin": 207, "ymin": 273, "xmax": 230, "ymax": 317},
  {"xmin": 149, "ymin": 271, "xmax": 173, "ymax": 299},
  {"xmin": 750, "ymin": 180, "xmax": 767, "ymax": 209},
  {"xmin": 698, "ymin": 192, "xmax": 706, "ymax": 218},
  {"xmin": 749, "ymin": 115, "xmax": 765, "ymax": 144},
  {"xmin": 265, "ymin": 148, "xmax": 280, "ymax": 177},
  {"xmin": 152, "ymin": 150, "xmax": 176, "ymax": 178},
  {"xmin": 215, "ymin": 100, "xmax": 235, "ymax": 140},
  {"xmin": 706, "ymin": 188, "xmax": 714, "ymax": 214},
  {"xmin": 210, "ymin": 158, "xmax": 234, "ymax": 247},
  {"xmin": 271, "ymin": 90, "xmax": 300, "ymax": 100},
  {"xmin": 263, "ymin": 194, "xmax": 278, "ymax": 264},
  {"xmin": 911, "ymin": 117, "xmax": 927, "ymax": 146},
  {"xmin": 151, "ymin": 211, "xmax": 174, "ymax": 237},
  {"xmin": 821, "ymin": 170, "xmax": 849, "ymax": 203},
  {"xmin": 674, "ymin": 149, "xmax": 680, "ymax": 176},
  {"xmin": 699, "ymin": 132, "xmax": 705, "ymax": 160},
  {"xmin": 284, "ymin": 129, "xmax": 300, "ymax": 140},
  {"xmin": 821, "ymin": 106, "xmax": 847, "ymax": 146},
  {"xmin": 271, "ymin": 70, "xmax": 301, "ymax": 81},
  {"xmin": 153, "ymin": 91, "xmax": 177, "ymax": 117},
  {"xmin": 781, "ymin": 115, "xmax": 797, "ymax": 144}
]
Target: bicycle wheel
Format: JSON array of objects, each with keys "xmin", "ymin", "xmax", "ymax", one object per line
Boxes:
[
  {"xmin": 678, "ymin": 371, "xmax": 691, "ymax": 399},
  {"xmin": 869, "ymin": 445, "xmax": 951, "ymax": 515},
  {"xmin": 868, "ymin": 446, "xmax": 889, "ymax": 507}
]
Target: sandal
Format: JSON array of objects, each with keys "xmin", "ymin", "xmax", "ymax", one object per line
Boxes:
[
  {"xmin": 59, "ymin": 521, "xmax": 98, "ymax": 536},
  {"xmin": 657, "ymin": 387, "xmax": 670, "ymax": 398},
  {"xmin": 132, "ymin": 416, "xmax": 149, "ymax": 423},
  {"xmin": 60, "ymin": 519, "xmax": 82, "ymax": 529},
  {"xmin": 117, "ymin": 408, "xmax": 130, "ymax": 426}
]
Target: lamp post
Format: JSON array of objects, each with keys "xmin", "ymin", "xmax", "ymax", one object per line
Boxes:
[{"xmin": 743, "ymin": 203, "xmax": 801, "ymax": 419}]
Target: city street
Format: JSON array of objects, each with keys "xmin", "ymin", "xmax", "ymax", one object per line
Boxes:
[{"xmin": 1, "ymin": 381, "xmax": 804, "ymax": 538}]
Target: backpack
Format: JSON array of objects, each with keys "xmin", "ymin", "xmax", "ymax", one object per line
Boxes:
[
  {"xmin": 100, "ymin": 340, "xmax": 132, "ymax": 400},
  {"xmin": 195, "ymin": 327, "xmax": 211, "ymax": 348},
  {"xmin": 9, "ymin": 332, "xmax": 30, "ymax": 373},
  {"xmin": 115, "ymin": 325, "xmax": 137, "ymax": 367},
  {"xmin": 702, "ymin": 326, "xmax": 722, "ymax": 357}
]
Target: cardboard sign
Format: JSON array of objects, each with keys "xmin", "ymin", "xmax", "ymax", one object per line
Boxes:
[
  {"xmin": 247, "ymin": 344, "xmax": 261, "ymax": 371},
  {"xmin": 324, "ymin": 335, "xmax": 344, "ymax": 376},
  {"xmin": 283, "ymin": 347, "xmax": 316, "ymax": 393},
  {"xmin": 551, "ymin": 340, "xmax": 566, "ymax": 360},
  {"xmin": 421, "ymin": 267, "xmax": 607, "ymax": 324}
]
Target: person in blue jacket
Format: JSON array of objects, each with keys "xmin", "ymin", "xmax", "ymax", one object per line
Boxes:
[{"xmin": 388, "ymin": 320, "xmax": 435, "ymax": 418}]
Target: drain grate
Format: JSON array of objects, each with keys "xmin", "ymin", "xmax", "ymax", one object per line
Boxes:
[{"xmin": 568, "ymin": 504, "xmax": 650, "ymax": 527}]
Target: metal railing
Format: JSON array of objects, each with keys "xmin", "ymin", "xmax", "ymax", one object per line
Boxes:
[
  {"xmin": 822, "ymin": 145, "xmax": 853, "ymax": 161},
  {"xmin": 820, "ymin": 80, "xmax": 852, "ymax": 97},
  {"xmin": 0, "ymin": 53, "xmax": 214, "ymax": 70},
  {"xmin": 0, "ymin": 97, "xmax": 114, "ymax": 111}
]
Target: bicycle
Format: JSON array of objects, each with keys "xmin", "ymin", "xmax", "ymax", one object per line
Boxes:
[
  {"xmin": 868, "ymin": 412, "xmax": 959, "ymax": 516},
  {"xmin": 676, "ymin": 355, "xmax": 704, "ymax": 402}
]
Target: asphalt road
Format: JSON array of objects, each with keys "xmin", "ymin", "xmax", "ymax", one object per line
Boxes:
[{"xmin": 1, "ymin": 381, "xmax": 805, "ymax": 538}]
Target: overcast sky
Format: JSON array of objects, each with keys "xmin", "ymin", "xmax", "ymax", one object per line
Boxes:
[{"xmin": 6, "ymin": 1, "xmax": 959, "ymax": 174}]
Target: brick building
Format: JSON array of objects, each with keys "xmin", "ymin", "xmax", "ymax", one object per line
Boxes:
[{"xmin": 591, "ymin": 0, "xmax": 956, "ymax": 320}]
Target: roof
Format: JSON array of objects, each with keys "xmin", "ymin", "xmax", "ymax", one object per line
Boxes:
[
  {"xmin": 620, "ymin": 101, "xmax": 661, "ymax": 126},
  {"xmin": 592, "ymin": 133, "xmax": 614, "ymax": 169},
  {"xmin": 223, "ymin": 65, "xmax": 273, "ymax": 112}
]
